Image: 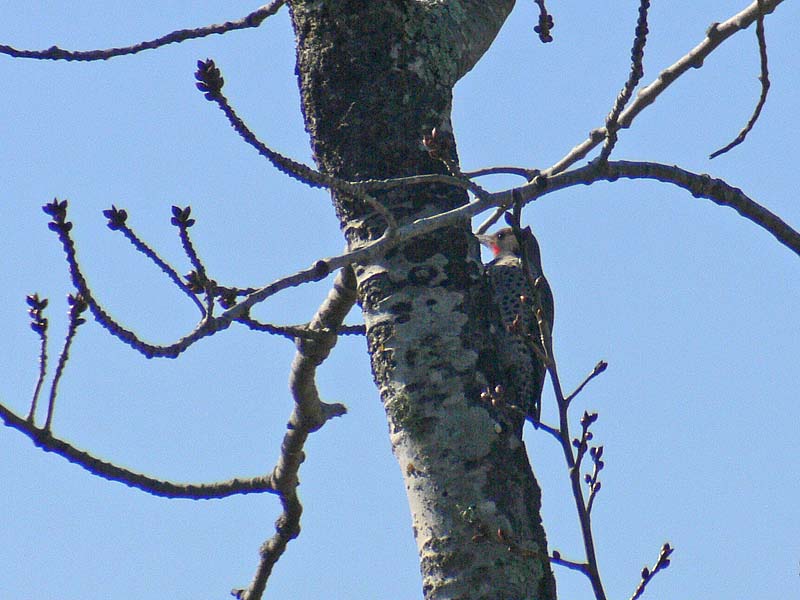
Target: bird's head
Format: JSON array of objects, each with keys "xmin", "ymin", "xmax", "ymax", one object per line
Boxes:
[{"xmin": 477, "ymin": 227, "xmax": 520, "ymax": 258}]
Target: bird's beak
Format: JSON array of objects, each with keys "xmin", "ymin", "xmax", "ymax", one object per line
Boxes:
[
  {"xmin": 476, "ymin": 234, "xmax": 492, "ymax": 248},
  {"xmin": 476, "ymin": 234, "xmax": 500, "ymax": 256}
]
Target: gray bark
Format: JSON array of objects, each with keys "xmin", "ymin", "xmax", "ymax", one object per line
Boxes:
[{"xmin": 289, "ymin": 2, "xmax": 556, "ymax": 598}]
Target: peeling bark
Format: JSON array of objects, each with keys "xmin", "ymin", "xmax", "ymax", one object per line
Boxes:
[{"xmin": 289, "ymin": 1, "xmax": 556, "ymax": 597}]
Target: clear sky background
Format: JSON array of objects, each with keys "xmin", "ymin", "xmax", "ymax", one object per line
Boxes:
[{"xmin": 1, "ymin": 2, "xmax": 799, "ymax": 599}]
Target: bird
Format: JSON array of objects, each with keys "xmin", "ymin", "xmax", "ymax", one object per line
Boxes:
[{"xmin": 477, "ymin": 226, "xmax": 554, "ymax": 424}]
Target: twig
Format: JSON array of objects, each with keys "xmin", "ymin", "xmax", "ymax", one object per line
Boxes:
[
  {"xmin": 506, "ymin": 209, "xmax": 607, "ymax": 597},
  {"xmin": 490, "ymin": 160, "xmax": 800, "ymax": 257},
  {"xmin": 476, "ymin": 206, "xmax": 513, "ymax": 236},
  {"xmin": 532, "ymin": 0, "xmax": 554, "ymax": 43},
  {"xmin": 25, "ymin": 294, "xmax": 49, "ymax": 423},
  {"xmin": 584, "ymin": 445, "xmax": 604, "ymax": 516},
  {"xmin": 629, "ymin": 543, "xmax": 674, "ymax": 600},
  {"xmin": 194, "ymin": 59, "xmax": 398, "ymax": 234},
  {"xmin": 42, "ymin": 155, "xmax": 800, "ymax": 361},
  {"xmin": 533, "ymin": 420, "xmax": 561, "ymax": 442},
  {"xmin": 44, "ymin": 200, "xmax": 350, "ymax": 359},
  {"xmin": 710, "ymin": 0, "xmax": 770, "ymax": 158},
  {"xmin": 599, "ymin": 0, "xmax": 651, "ymax": 162},
  {"xmin": 234, "ymin": 268, "xmax": 355, "ymax": 600},
  {"xmin": 0, "ymin": 278, "xmax": 355, "ymax": 510},
  {"xmin": 504, "ymin": 219, "xmax": 608, "ymax": 600},
  {"xmin": 572, "ymin": 411, "xmax": 596, "ymax": 473},
  {"xmin": 0, "ymin": 274, "xmax": 353, "ymax": 509},
  {"xmin": 334, "ymin": 324, "xmax": 366, "ymax": 336},
  {"xmin": 546, "ymin": 0, "xmax": 786, "ymax": 176},
  {"xmin": 475, "ymin": 175, "xmax": 547, "ymax": 235},
  {"xmin": 0, "ymin": 1, "xmax": 286, "ymax": 61},
  {"xmin": 170, "ymin": 205, "xmax": 217, "ymax": 317},
  {"xmin": 42, "ymin": 293, "xmax": 88, "ymax": 431},
  {"xmin": 0, "ymin": 401, "xmax": 276, "ymax": 499},
  {"xmin": 565, "ymin": 361, "xmax": 608, "ymax": 405},
  {"xmin": 461, "ymin": 166, "xmax": 538, "ymax": 180},
  {"xmin": 171, "ymin": 206, "xmax": 206, "ymax": 280},
  {"xmin": 104, "ymin": 205, "xmax": 206, "ymax": 315},
  {"xmin": 545, "ymin": 357, "xmax": 607, "ymax": 600},
  {"xmin": 236, "ymin": 317, "xmax": 364, "ymax": 340},
  {"xmin": 550, "ymin": 551, "xmax": 589, "ymax": 574}
]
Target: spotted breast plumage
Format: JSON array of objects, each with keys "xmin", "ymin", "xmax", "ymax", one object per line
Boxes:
[{"xmin": 478, "ymin": 227, "xmax": 554, "ymax": 423}]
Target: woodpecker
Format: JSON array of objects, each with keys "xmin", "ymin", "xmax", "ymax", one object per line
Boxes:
[{"xmin": 478, "ymin": 227, "xmax": 554, "ymax": 424}]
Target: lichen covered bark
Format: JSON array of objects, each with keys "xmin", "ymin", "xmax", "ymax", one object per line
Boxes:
[{"xmin": 289, "ymin": 1, "xmax": 555, "ymax": 597}]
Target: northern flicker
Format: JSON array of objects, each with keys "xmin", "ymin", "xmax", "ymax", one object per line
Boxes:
[{"xmin": 478, "ymin": 226, "xmax": 554, "ymax": 424}]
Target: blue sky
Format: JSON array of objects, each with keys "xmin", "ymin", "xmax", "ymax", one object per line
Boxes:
[{"xmin": 1, "ymin": 2, "xmax": 799, "ymax": 599}]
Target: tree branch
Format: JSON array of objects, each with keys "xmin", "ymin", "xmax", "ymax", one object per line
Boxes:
[
  {"xmin": 537, "ymin": 346, "xmax": 606, "ymax": 599},
  {"xmin": 491, "ymin": 160, "xmax": 800, "ymax": 257},
  {"xmin": 104, "ymin": 205, "xmax": 206, "ymax": 315},
  {"xmin": 709, "ymin": 0, "xmax": 770, "ymax": 158},
  {"xmin": 565, "ymin": 361, "xmax": 608, "ymax": 405},
  {"xmin": 629, "ymin": 543, "xmax": 674, "ymax": 600},
  {"xmin": 547, "ymin": 0, "xmax": 786, "ymax": 176},
  {"xmin": 0, "ymin": 2, "xmax": 286, "ymax": 61},
  {"xmin": 236, "ymin": 316, "xmax": 364, "ymax": 340},
  {"xmin": 1, "ymin": 275, "xmax": 356, "ymax": 509},
  {"xmin": 0, "ymin": 401, "xmax": 277, "ymax": 499},
  {"xmin": 42, "ymin": 293, "xmax": 88, "ymax": 431},
  {"xmin": 194, "ymin": 59, "xmax": 398, "ymax": 233},
  {"xmin": 235, "ymin": 267, "xmax": 356, "ymax": 600},
  {"xmin": 25, "ymin": 294, "xmax": 49, "ymax": 422},
  {"xmin": 599, "ymin": 0, "xmax": 651, "ymax": 162},
  {"xmin": 43, "ymin": 151, "xmax": 799, "ymax": 365}
]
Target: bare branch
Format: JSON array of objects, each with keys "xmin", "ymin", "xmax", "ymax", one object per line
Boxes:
[
  {"xmin": 565, "ymin": 360, "xmax": 608, "ymax": 405},
  {"xmin": 170, "ymin": 206, "xmax": 218, "ymax": 318},
  {"xmin": 547, "ymin": 0, "xmax": 786, "ymax": 176},
  {"xmin": 358, "ymin": 171, "xmax": 480, "ymax": 196},
  {"xmin": 335, "ymin": 324, "xmax": 366, "ymax": 336},
  {"xmin": 1, "ymin": 272, "xmax": 355, "ymax": 510},
  {"xmin": 194, "ymin": 59, "xmax": 398, "ymax": 233},
  {"xmin": 104, "ymin": 205, "xmax": 206, "ymax": 315},
  {"xmin": 475, "ymin": 177, "xmax": 547, "ymax": 235},
  {"xmin": 599, "ymin": 0, "xmax": 651, "ymax": 162},
  {"xmin": 584, "ymin": 445, "xmax": 604, "ymax": 516},
  {"xmin": 42, "ymin": 156, "xmax": 799, "ymax": 362},
  {"xmin": 43, "ymin": 200, "xmax": 339, "ymax": 359},
  {"xmin": 236, "ymin": 268, "xmax": 356, "ymax": 600},
  {"xmin": 533, "ymin": 0, "xmax": 554, "ymax": 43},
  {"xmin": 461, "ymin": 166, "xmax": 538, "ymax": 180},
  {"xmin": 491, "ymin": 160, "xmax": 800, "ymax": 257},
  {"xmin": 499, "ymin": 215, "xmax": 608, "ymax": 598},
  {"xmin": 629, "ymin": 543, "xmax": 674, "ymax": 600},
  {"xmin": 170, "ymin": 206, "xmax": 206, "ymax": 282},
  {"xmin": 546, "ymin": 375, "xmax": 606, "ymax": 599},
  {"xmin": 476, "ymin": 206, "xmax": 512, "ymax": 236},
  {"xmin": 533, "ymin": 420, "xmax": 561, "ymax": 442},
  {"xmin": 236, "ymin": 317, "xmax": 364, "ymax": 340},
  {"xmin": 522, "ymin": 275, "xmax": 606, "ymax": 600},
  {"xmin": 45, "ymin": 199, "xmax": 199, "ymax": 358},
  {"xmin": 44, "ymin": 153, "xmax": 799, "ymax": 363},
  {"xmin": 574, "ymin": 161, "xmax": 800, "ymax": 256},
  {"xmin": 550, "ymin": 551, "xmax": 589, "ymax": 575},
  {"xmin": 710, "ymin": 0, "xmax": 770, "ymax": 158},
  {"xmin": 0, "ymin": 402, "xmax": 276, "ymax": 499},
  {"xmin": 42, "ymin": 293, "xmax": 88, "ymax": 431},
  {"xmin": 25, "ymin": 294, "xmax": 49, "ymax": 422},
  {"xmin": 0, "ymin": 2, "xmax": 286, "ymax": 61}
]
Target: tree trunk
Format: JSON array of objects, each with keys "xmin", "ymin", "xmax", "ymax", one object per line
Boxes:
[{"xmin": 289, "ymin": 2, "xmax": 556, "ymax": 597}]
